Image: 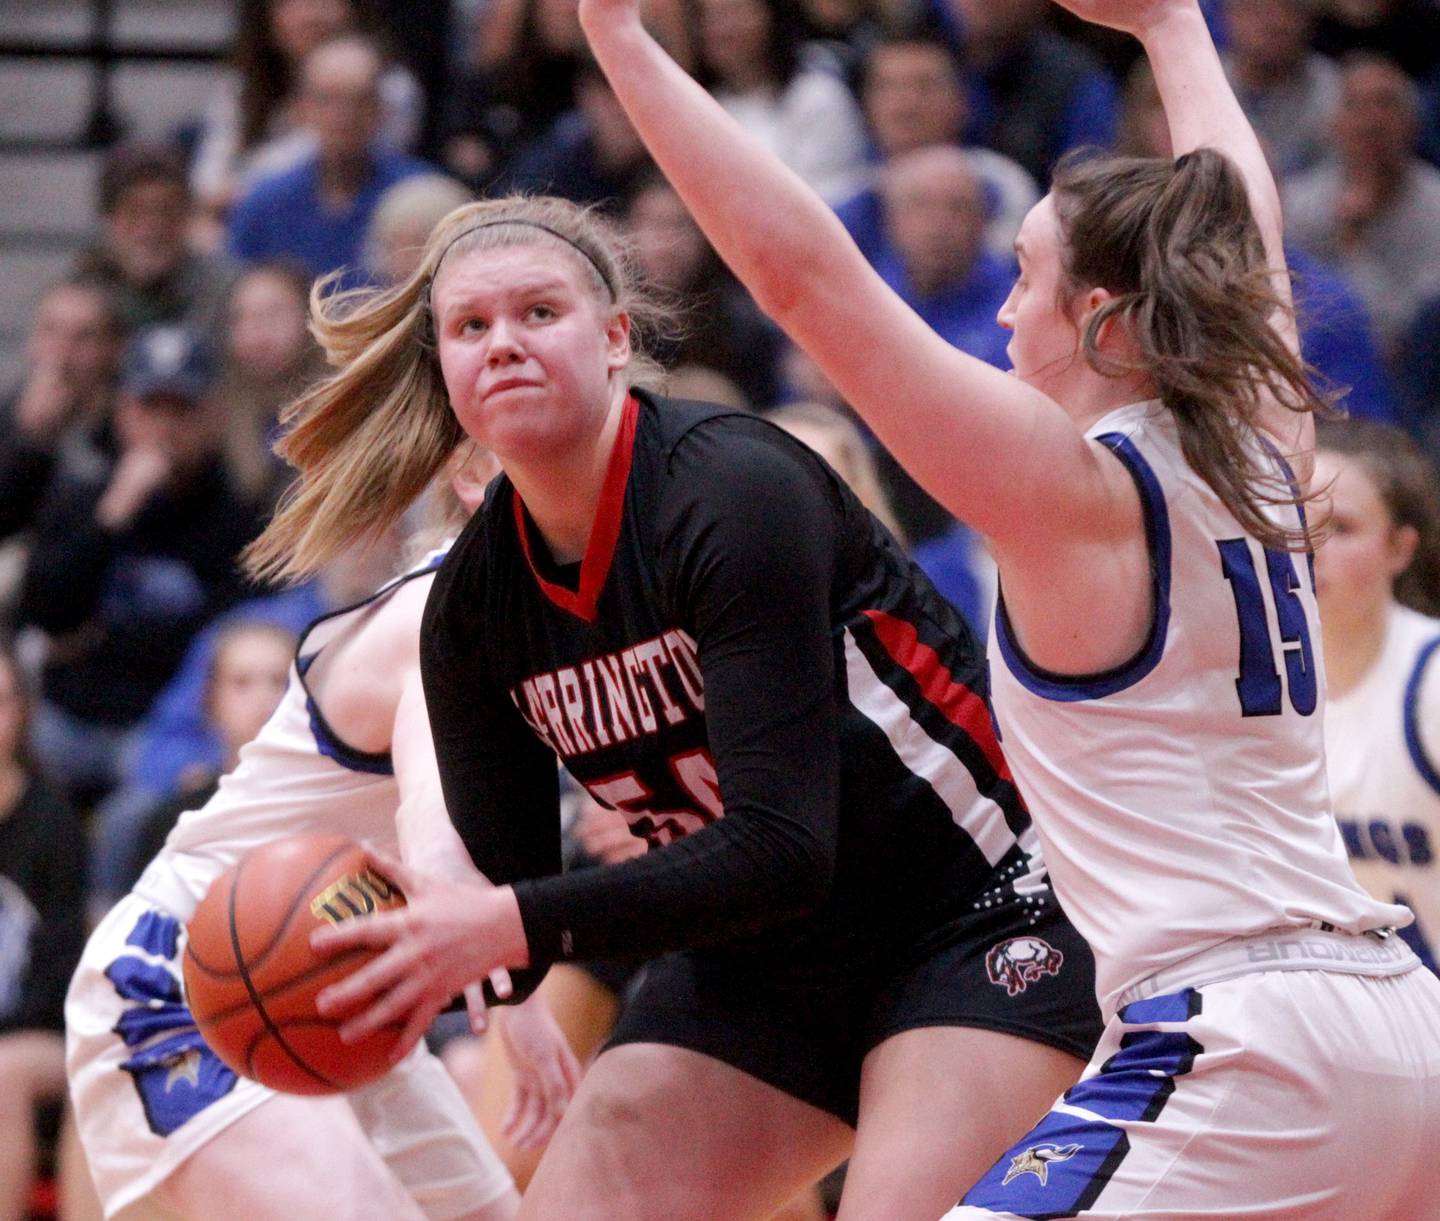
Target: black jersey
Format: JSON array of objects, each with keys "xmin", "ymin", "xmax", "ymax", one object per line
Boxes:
[{"xmin": 422, "ymin": 391, "xmax": 1041, "ymax": 990}]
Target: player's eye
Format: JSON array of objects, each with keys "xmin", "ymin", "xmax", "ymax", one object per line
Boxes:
[
  {"xmin": 458, "ymin": 317, "xmax": 488, "ymax": 335},
  {"xmin": 528, "ymin": 304, "xmax": 557, "ymax": 322}
]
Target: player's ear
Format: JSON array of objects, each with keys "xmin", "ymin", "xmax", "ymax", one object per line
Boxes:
[{"xmin": 604, "ymin": 309, "xmax": 632, "ymax": 373}]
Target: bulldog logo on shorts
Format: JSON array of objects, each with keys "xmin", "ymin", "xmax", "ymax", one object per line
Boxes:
[{"xmin": 985, "ymin": 935, "xmax": 1064, "ymax": 996}]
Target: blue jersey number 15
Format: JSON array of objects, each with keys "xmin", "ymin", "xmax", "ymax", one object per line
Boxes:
[{"xmin": 1217, "ymin": 538, "xmax": 1317, "ymax": 718}]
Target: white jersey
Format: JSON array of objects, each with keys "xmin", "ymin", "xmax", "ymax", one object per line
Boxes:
[
  {"xmin": 1326, "ymin": 601, "xmax": 1440, "ymax": 971},
  {"xmin": 988, "ymin": 401, "xmax": 1407, "ymax": 1015},
  {"xmin": 131, "ymin": 559, "xmax": 439, "ymax": 920}
]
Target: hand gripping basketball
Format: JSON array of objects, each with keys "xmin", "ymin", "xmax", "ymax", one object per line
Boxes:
[{"xmin": 310, "ymin": 846, "xmax": 531, "ymax": 1062}]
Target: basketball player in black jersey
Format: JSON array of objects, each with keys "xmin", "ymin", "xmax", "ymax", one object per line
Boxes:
[{"xmin": 245, "ymin": 195, "xmax": 1102, "ymax": 1219}]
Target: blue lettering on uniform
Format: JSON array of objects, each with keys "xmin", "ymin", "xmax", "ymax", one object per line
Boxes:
[
  {"xmin": 1340, "ymin": 817, "xmax": 1434, "ymax": 867},
  {"xmin": 1404, "ymin": 824, "xmax": 1434, "ymax": 866}
]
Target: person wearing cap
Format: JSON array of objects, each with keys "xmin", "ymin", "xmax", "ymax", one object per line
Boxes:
[
  {"xmin": 74, "ymin": 142, "xmax": 239, "ymax": 336},
  {"xmin": 15, "ymin": 324, "xmax": 265, "ymax": 825}
]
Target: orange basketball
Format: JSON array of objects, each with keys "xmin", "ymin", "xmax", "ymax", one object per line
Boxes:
[{"xmin": 182, "ymin": 834, "xmax": 407, "ymax": 1095}]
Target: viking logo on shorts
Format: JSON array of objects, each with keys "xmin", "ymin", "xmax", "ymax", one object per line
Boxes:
[
  {"xmin": 1002, "ymin": 1142, "xmax": 1081, "ymax": 1187},
  {"xmin": 985, "ymin": 936, "xmax": 1064, "ymax": 996}
]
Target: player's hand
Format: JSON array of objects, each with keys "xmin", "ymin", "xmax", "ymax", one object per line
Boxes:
[
  {"xmin": 309, "ymin": 847, "xmax": 529, "ymax": 1063},
  {"xmin": 575, "ymin": 799, "xmax": 648, "ymax": 865},
  {"xmin": 495, "ymin": 995, "xmax": 583, "ymax": 1149},
  {"xmin": 411, "ymin": 848, "xmax": 514, "ymax": 1034},
  {"xmin": 14, "ymin": 361, "xmax": 83, "ymax": 444},
  {"xmin": 1046, "ymin": 0, "xmax": 1197, "ymax": 38},
  {"xmin": 576, "ymin": 0, "xmax": 645, "ymax": 33}
]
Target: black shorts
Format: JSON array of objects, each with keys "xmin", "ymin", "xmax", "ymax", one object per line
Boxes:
[{"xmin": 605, "ymin": 885, "xmax": 1102, "ymax": 1125}]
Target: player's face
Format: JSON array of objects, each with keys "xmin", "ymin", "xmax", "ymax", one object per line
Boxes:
[
  {"xmin": 433, "ymin": 245, "xmax": 630, "ymax": 466},
  {"xmin": 998, "ymin": 196, "xmax": 1084, "ymax": 395},
  {"xmin": 1312, "ymin": 449, "xmax": 1415, "ymax": 627},
  {"xmin": 209, "ymin": 632, "xmax": 293, "ymax": 757}
]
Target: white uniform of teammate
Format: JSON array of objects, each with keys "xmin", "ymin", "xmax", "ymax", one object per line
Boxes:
[
  {"xmin": 1326, "ymin": 601, "xmax": 1440, "ymax": 973},
  {"xmin": 66, "ymin": 561, "xmax": 514, "ymax": 1220},
  {"xmin": 946, "ymin": 402, "xmax": 1440, "ymax": 1220}
]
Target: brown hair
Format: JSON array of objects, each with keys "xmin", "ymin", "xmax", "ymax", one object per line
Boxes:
[
  {"xmin": 1315, "ymin": 417, "xmax": 1440, "ymax": 616},
  {"xmin": 244, "ymin": 195, "xmax": 666, "ymax": 584},
  {"xmin": 1050, "ymin": 147, "xmax": 1329, "ymax": 552}
]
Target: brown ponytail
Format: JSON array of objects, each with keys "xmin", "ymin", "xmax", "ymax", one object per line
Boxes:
[{"xmin": 1051, "ymin": 148, "xmax": 1330, "ymax": 552}]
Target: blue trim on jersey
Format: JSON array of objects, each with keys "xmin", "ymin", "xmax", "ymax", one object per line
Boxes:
[
  {"xmin": 993, "ymin": 433, "xmax": 1172, "ymax": 702},
  {"xmin": 304, "ymin": 695, "xmax": 396, "ymax": 776},
  {"xmin": 1402, "ymin": 635, "xmax": 1440, "ymax": 799},
  {"xmin": 288, "ymin": 556, "xmax": 447, "ymax": 778}
]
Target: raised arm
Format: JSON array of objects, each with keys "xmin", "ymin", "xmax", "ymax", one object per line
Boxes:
[
  {"xmin": 1054, "ymin": 0, "xmax": 1306, "ymax": 451},
  {"xmin": 575, "ymin": 0, "xmax": 1120, "ymax": 559}
]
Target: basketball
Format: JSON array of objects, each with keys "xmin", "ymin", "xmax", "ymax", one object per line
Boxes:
[{"xmin": 182, "ymin": 834, "xmax": 407, "ymax": 1095}]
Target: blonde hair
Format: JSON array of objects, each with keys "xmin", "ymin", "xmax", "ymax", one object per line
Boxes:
[
  {"xmin": 244, "ymin": 195, "xmax": 666, "ymax": 585},
  {"xmin": 768, "ymin": 401, "xmax": 907, "ymax": 545}
]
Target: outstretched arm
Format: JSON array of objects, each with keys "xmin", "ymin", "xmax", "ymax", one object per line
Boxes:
[
  {"xmin": 1055, "ymin": 0, "xmax": 1306, "ymax": 451},
  {"xmin": 575, "ymin": 0, "xmax": 1125, "ymax": 562}
]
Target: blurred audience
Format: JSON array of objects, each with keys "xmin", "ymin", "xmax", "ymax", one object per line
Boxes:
[
  {"xmin": 933, "ymin": 0, "xmax": 1120, "ymax": 184},
  {"xmin": 501, "ymin": 64, "xmax": 655, "ymax": 209},
  {"xmin": 1119, "ymin": 56, "xmax": 1399, "ymax": 420},
  {"xmin": 692, "ymin": 0, "xmax": 870, "ymax": 204},
  {"xmin": 190, "ymin": 0, "xmax": 423, "ymax": 234},
  {"xmin": 836, "ymin": 30, "xmax": 1038, "ymax": 264},
  {"xmin": 117, "ymin": 622, "xmax": 296, "ymax": 896},
  {"xmin": 363, "ymin": 173, "xmax": 474, "ymax": 285},
  {"xmin": 1286, "ymin": 52, "xmax": 1440, "ymax": 355},
  {"xmin": 215, "ymin": 263, "xmax": 326, "ymax": 510},
  {"xmin": 1397, "ymin": 293, "xmax": 1440, "ymax": 459},
  {"xmin": 226, "ymin": 34, "xmax": 435, "ymax": 284},
  {"xmin": 1220, "ymin": 0, "xmax": 1340, "ymax": 178},
  {"xmin": 0, "ymin": 644, "xmax": 87, "ymax": 1221},
  {"xmin": 95, "ymin": 525, "xmax": 407, "ymax": 909},
  {"xmin": 75, "ymin": 145, "xmax": 238, "ymax": 338},
  {"xmin": 15, "ymin": 326, "xmax": 262, "ymax": 813},
  {"xmin": 0, "ymin": 278, "xmax": 125, "ymax": 544},
  {"xmin": 1311, "ymin": 0, "xmax": 1440, "ymax": 82},
  {"xmin": 624, "ymin": 176, "xmax": 783, "ymax": 406},
  {"xmin": 872, "ymin": 146, "xmax": 1013, "ymax": 370}
]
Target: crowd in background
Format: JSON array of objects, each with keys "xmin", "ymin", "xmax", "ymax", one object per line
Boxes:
[{"xmin": 3, "ymin": 0, "xmax": 1440, "ymax": 1216}]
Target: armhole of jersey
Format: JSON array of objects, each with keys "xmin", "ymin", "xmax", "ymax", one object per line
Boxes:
[
  {"xmin": 1402, "ymin": 635, "xmax": 1440, "ymax": 799},
  {"xmin": 993, "ymin": 431, "xmax": 1172, "ymax": 702},
  {"xmin": 291, "ymin": 555, "xmax": 445, "ymax": 777}
]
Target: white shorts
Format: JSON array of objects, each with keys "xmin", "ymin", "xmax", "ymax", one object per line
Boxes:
[
  {"xmin": 67, "ymin": 894, "xmax": 514, "ymax": 1220},
  {"xmin": 944, "ymin": 932, "xmax": 1440, "ymax": 1220}
]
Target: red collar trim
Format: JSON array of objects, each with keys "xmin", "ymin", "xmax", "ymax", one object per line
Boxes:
[{"xmin": 512, "ymin": 393, "xmax": 639, "ymax": 622}]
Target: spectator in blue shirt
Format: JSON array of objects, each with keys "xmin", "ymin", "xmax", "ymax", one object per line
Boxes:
[
  {"xmin": 872, "ymin": 145, "xmax": 1014, "ymax": 371},
  {"xmin": 226, "ymin": 34, "xmax": 435, "ymax": 285}
]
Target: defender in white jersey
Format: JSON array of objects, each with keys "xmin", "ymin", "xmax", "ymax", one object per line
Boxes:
[
  {"xmin": 67, "ymin": 456, "xmax": 579, "ymax": 1220},
  {"xmin": 1316, "ymin": 419, "xmax": 1440, "ymax": 974},
  {"xmin": 573, "ymin": 0, "xmax": 1440, "ymax": 1214}
]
